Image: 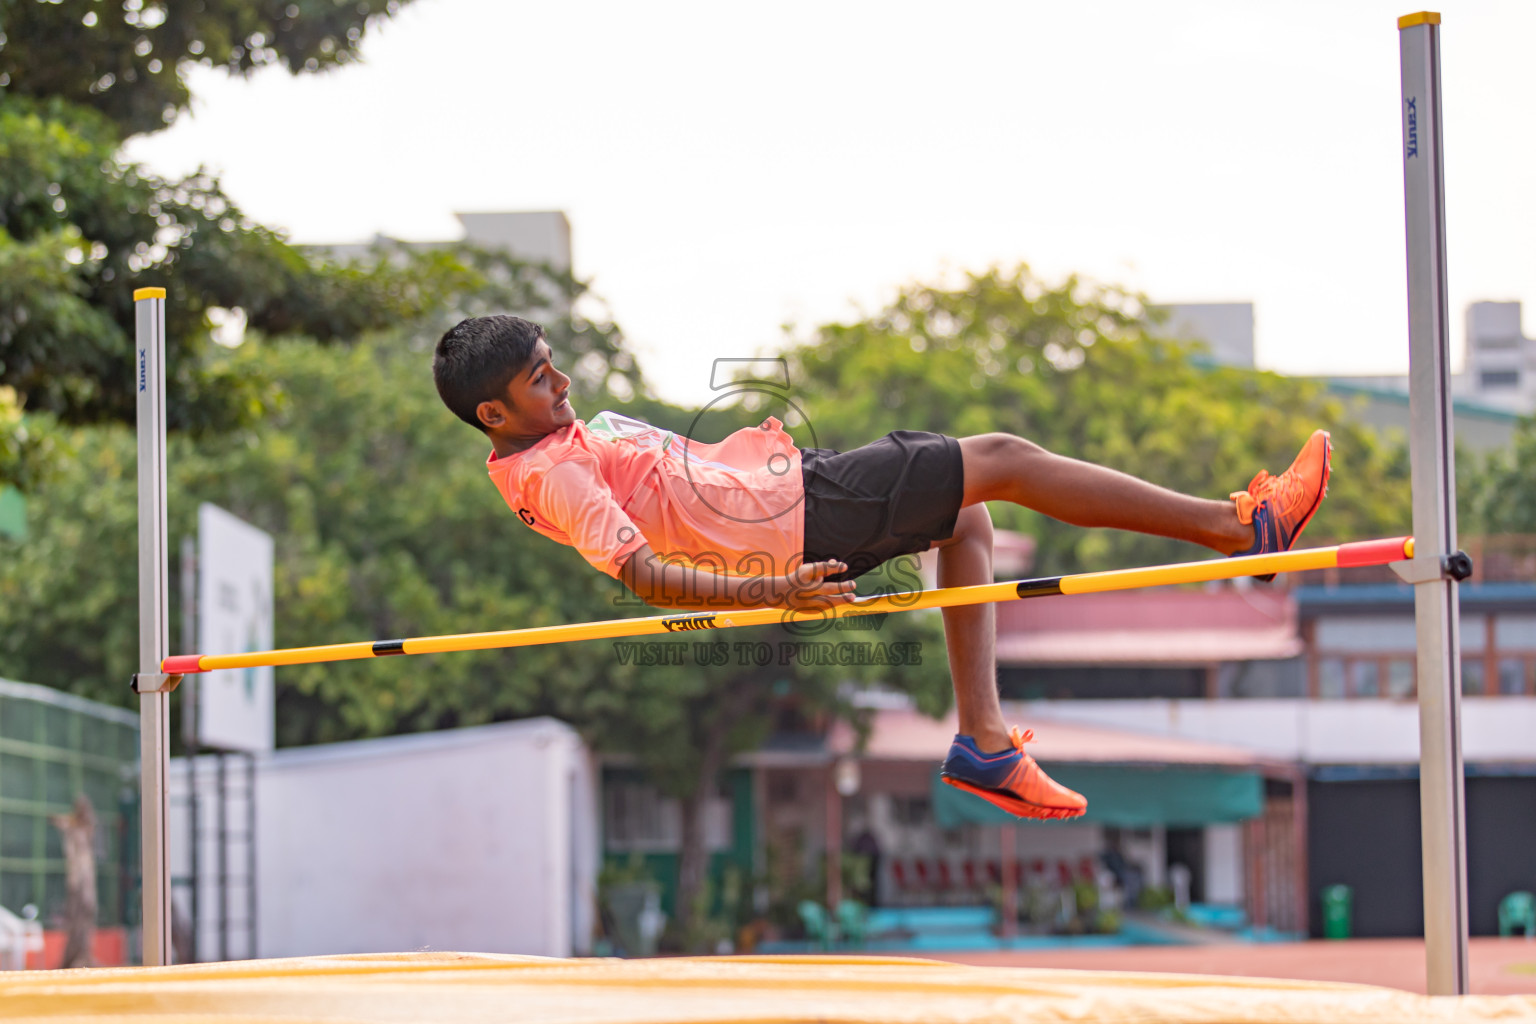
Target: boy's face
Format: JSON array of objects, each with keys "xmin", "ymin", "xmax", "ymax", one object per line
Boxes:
[{"xmin": 478, "ymin": 338, "xmax": 576, "ymax": 449}]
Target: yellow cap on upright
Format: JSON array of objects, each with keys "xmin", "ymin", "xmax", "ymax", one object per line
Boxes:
[
  {"xmin": 1398, "ymin": 11, "xmax": 1441, "ymax": 29},
  {"xmin": 133, "ymin": 287, "xmax": 166, "ymax": 301}
]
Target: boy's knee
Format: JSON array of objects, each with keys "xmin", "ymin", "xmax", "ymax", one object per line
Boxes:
[
  {"xmin": 951, "ymin": 504, "xmax": 994, "ymax": 546},
  {"xmin": 969, "ymin": 432, "xmax": 1044, "ymax": 463}
]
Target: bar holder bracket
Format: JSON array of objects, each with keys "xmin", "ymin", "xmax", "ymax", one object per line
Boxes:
[
  {"xmin": 1390, "ymin": 551, "xmax": 1474, "ymax": 586},
  {"xmin": 132, "ymin": 673, "xmax": 184, "ymax": 695}
]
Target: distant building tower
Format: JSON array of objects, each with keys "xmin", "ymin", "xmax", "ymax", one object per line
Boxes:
[
  {"xmin": 454, "ymin": 212, "xmax": 571, "ymax": 274},
  {"xmin": 1152, "ymin": 303, "xmax": 1255, "ymax": 368},
  {"xmin": 310, "ymin": 211, "xmax": 573, "ymax": 317},
  {"xmin": 1464, "ymin": 301, "xmax": 1534, "ymax": 413}
]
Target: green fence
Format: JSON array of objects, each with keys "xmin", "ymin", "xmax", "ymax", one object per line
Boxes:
[{"xmin": 0, "ymin": 678, "xmax": 139, "ymax": 928}]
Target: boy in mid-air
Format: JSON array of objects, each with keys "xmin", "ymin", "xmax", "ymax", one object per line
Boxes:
[{"xmin": 432, "ymin": 315, "xmax": 1331, "ymax": 820}]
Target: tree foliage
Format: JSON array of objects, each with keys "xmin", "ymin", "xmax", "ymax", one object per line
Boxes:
[
  {"xmin": 0, "ymin": 0, "xmax": 412, "ymax": 136},
  {"xmin": 1462, "ymin": 415, "xmax": 1536, "ymax": 535},
  {"xmin": 0, "ymin": 0, "xmax": 424, "ymax": 488},
  {"xmin": 0, "ymin": 95, "xmax": 474, "ymax": 438},
  {"xmin": 786, "ymin": 265, "xmax": 1413, "ymax": 574},
  {"xmin": 0, "ymin": 385, "xmax": 51, "ymax": 489}
]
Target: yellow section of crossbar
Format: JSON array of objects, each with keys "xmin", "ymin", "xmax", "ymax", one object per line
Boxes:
[{"xmin": 1061, "ymin": 544, "xmax": 1340, "ymax": 594}]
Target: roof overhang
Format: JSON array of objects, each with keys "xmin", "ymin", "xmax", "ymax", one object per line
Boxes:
[{"xmin": 830, "ymin": 704, "xmax": 1284, "ymax": 771}]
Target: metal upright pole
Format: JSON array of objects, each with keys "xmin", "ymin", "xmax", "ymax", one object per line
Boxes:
[
  {"xmin": 1397, "ymin": 11, "xmax": 1470, "ymax": 996},
  {"xmin": 134, "ymin": 286, "xmax": 174, "ymax": 966},
  {"xmin": 217, "ymin": 753, "xmax": 229, "ymax": 963},
  {"xmin": 181, "ymin": 535, "xmax": 199, "ymax": 962}
]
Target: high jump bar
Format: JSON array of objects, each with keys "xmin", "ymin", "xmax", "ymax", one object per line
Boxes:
[{"xmin": 162, "ymin": 536, "xmax": 1415, "ymax": 675}]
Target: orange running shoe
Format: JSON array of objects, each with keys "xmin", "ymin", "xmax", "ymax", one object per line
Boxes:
[
  {"xmin": 1230, "ymin": 429, "xmax": 1332, "ymax": 581},
  {"xmin": 940, "ymin": 727, "xmax": 1087, "ymax": 821}
]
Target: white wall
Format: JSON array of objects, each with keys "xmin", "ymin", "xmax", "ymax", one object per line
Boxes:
[
  {"xmin": 171, "ymin": 718, "xmax": 597, "ymax": 961},
  {"xmin": 1203, "ymin": 824, "xmax": 1244, "ymax": 905},
  {"xmin": 1016, "ymin": 697, "xmax": 1536, "ymax": 764}
]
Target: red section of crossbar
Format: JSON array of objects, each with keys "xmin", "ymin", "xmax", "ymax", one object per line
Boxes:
[
  {"xmin": 162, "ymin": 654, "xmax": 204, "ymax": 674},
  {"xmin": 1335, "ymin": 535, "xmax": 1412, "ymax": 568}
]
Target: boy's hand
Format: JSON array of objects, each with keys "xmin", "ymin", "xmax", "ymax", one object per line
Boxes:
[
  {"xmin": 620, "ymin": 543, "xmax": 861, "ymax": 612},
  {"xmin": 767, "ymin": 559, "xmax": 860, "ymax": 612}
]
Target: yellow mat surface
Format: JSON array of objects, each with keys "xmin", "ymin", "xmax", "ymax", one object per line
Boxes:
[{"xmin": 3, "ymin": 952, "xmax": 1535, "ymax": 1023}]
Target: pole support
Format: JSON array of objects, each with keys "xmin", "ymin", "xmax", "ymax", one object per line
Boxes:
[
  {"xmin": 135, "ymin": 287, "xmax": 173, "ymax": 967},
  {"xmin": 1398, "ymin": 10, "xmax": 1470, "ymax": 996}
]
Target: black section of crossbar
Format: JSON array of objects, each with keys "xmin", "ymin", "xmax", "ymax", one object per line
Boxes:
[
  {"xmin": 372, "ymin": 640, "xmax": 406, "ymax": 656},
  {"xmin": 1014, "ymin": 577, "xmax": 1065, "ymax": 599}
]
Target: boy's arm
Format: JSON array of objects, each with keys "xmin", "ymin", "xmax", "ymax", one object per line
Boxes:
[{"xmin": 618, "ymin": 543, "xmax": 858, "ymax": 612}]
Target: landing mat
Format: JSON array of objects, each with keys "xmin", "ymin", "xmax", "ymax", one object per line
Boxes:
[{"xmin": 3, "ymin": 951, "xmax": 1533, "ymax": 1022}]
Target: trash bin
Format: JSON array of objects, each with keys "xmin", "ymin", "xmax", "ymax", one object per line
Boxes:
[
  {"xmin": 606, "ymin": 882, "xmax": 666, "ymax": 957},
  {"xmin": 1321, "ymin": 884, "xmax": 1353, "ymax": 940}
]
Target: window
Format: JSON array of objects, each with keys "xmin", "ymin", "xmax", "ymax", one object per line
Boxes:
[
  {"xmin": 1309, "ymin": 610, "xmax": 1536, "ymax": 701},
  {"xmin": 1479, "ymin": 370, "xmax": 1520, "ymax": 389},
  {"xmin": 1496, "ymin": 616, "xmax": 1536, "ymax": 649},
  {"xmin": 1387, "ymin": 660, "xmax": 1416, "ymax": 699},
  {"xmin": 604, "ymin": 780, "xmax": 676, "ymax": 848},
  {"xmin": 1318, "ymin": 659, "xmax": 1347, "ymax": 699},
  {"xmin": 1314, "ymin": 617, "xmax": 1416, "ymax": 654},
  {"xmin": 1461, "ymin": 657, "xmax": 1486, "ymax": 696},
  {"xmin": 1498, "ymin": 659, "xmax": 1529, "ymax": 696},
  {"xmin": 1222, "ymin": 658, "xmax": 1306, "ymax": 698},
  {"xmin": 1350, "ymin": 661, "xmax": 1381, "ymax": 698},
  {"xmin": 891, "ymin": 796, "xmax": 931, "ymax": 827},
  {"xmin": 603, "ymin": 779, "xmax": 732, "ymax": 852}
]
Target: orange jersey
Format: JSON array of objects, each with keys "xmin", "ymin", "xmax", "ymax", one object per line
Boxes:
[{"xmin": 487, "ymin": 411, "xmax": 805, "ymax": 579}]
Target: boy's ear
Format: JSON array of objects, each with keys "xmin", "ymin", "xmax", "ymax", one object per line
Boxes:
[{"xmin": 476, "ymin": 398, "xmax": 510, "ymax": 430}]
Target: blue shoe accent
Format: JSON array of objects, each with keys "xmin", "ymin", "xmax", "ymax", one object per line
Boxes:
[
  {"xmin": 940, "ymin": 734, "xmax": 1019, "ymax": 788},
  {"xmin": 1232, "ymin": 503, "xmax": 1283, "ymax": 580}
]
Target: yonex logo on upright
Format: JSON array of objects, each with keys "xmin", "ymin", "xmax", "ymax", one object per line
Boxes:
[
  {"xmin": 138, "ymin": 349, "xmax": 147, "ymax": 393},
  {"xmin": 1405, "ymin": 97, "xmax": 1418, "ymax": 158}
]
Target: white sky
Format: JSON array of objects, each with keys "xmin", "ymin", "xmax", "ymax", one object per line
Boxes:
[{"xmin": 125, "ymin": 0, "xmax": 1536, "ymax": 409}]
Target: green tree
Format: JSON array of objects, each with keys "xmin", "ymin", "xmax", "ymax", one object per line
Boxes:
[
  {"xmin": 0, "ymin": 0, "xmax": 430, "ymax": 487},
  {"xmin": 1463, "ymin": 415, "xmax": 1536, "ymax": 535},
  {"xmin": 1, "ymin": 0, "xmax": 412, "ymax": 137},
  {"xmin": 786, "ymin": 265, "xmax": 1412, "ymax": 574},
  {"xmin": 0, "ymin": 385, "xmax": 50, "ymax": 491}
]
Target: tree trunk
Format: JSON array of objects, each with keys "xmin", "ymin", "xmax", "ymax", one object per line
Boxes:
[
  {"xmin": 672, "ymin": 675, "xmax": 766, "ymax": 951},
  {"xmin": 674, "ymin": 780, "xmax": 711, "ymax": 948},
  {"xmin": 49, "ymin": 794, "xmax": 97, "ymax": 969}
]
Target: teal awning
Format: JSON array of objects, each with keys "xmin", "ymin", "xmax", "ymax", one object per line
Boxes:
[{"xmin": 933, "ymin": 765, "xmax": 1263, "ymax": 829}]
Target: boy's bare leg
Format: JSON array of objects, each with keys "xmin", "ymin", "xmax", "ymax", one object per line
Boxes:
[
  {"xmin": 934, "ymin": 505, "xmax": 1012, "ymax": 753},
  {"xmin": 940, "ymin": 431, "xmax": 1255, "ymax": 754},
  {"xmin": 957, "ymin": 433, "xmax": 1254, "ymax": 555}
]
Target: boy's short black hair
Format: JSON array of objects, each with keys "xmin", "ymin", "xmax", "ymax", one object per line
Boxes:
[{"xmin": 432, "ymin": 315, "xmax": 546, "ymax": 431}]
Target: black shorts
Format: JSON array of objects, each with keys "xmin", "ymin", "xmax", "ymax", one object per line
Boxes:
[{"xmin": 800, "ymin": 430, "xmax": 965, "ymax": 582}]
